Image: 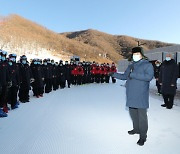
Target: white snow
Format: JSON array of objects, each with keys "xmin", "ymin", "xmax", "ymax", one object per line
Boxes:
[{"xmin": 0, "ymin": 80, "xmax": 180, "ymax": 154}]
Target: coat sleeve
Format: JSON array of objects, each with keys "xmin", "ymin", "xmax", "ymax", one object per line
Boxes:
[
  {"xmin": 171, "ymin": 63, "xmax": 179, "ymax": 85},
  {"xmin": 130, "ymin": 63, "xmax": 154, "ymax": 82},
  {"xmin": 112, "ymin": 65, "xmax": 132, "ymax": 80}
]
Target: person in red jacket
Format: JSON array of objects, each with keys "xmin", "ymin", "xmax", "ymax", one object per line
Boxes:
[
  {"xmin": 76, "ymin": 62, "xmax": 84, "ymax": 85},
  {"xmin": 95, "ymin": 63, "xmax": 100, "ymax": 83},
  {"xmin": 71, "ymin": 62, "xmax": 78, "ymax": 85},
  {"xmin": 100, "ymin": 64, "xmax": 105, "ymax": 83},
  {"xmin": 90, "ymin": 62, "xmax": 97, "ymax": 83},
  {"xmin": 105, "ymin": 63, "xmax": 111, "ymax": 83},
  {"xmin": 110, "ymin": 62, "xmax": 117, "ymax": 83}
]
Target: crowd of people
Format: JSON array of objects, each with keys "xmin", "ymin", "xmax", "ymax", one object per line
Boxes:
[{"xmin": 0, "ymin": 50, "xmax": 117, "ymax": 117}]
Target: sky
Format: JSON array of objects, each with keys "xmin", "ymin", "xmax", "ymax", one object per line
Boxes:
[{"xmin": 0, "ymin": 0, "xmax": 180, "ymax": 44}]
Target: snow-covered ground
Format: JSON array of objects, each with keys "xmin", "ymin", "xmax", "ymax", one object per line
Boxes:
[{"xmin": 0, "ymin": 79, "xmax": 180, "ymax": 154}]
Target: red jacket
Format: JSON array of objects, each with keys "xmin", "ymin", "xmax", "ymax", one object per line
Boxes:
[
  {"xmin": 76, "ymin": 66, "xmax": 84, "ymax": 76},
  {"xmin": 110, "ymin": 66, "xmax": 117, "ymax": 73},
  {"xmin": 91, "ymin": 66, "xmax": 97, "ymax": 75},
  {"xmin": 104, "ymin": 66, "xmax": 111, "ymax": 75},
  {"xmin": 100, "ymin": 66, "xmax": 105, "ymax": 75},
  {"xmin": 71, "ymin": 67, "xmax": 78, "ymax": 75},
  {"xmin": 95, "ymin": 66, "xmax": 100, "ymax": 75}
]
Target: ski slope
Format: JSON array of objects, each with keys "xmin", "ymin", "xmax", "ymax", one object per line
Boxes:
[{"xmin": 0, "ymin": 80, "xmax": 180, "ymax": 154}]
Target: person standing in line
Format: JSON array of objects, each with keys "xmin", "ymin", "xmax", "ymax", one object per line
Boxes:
[
  {"xmin": 154, "ymin": 60, "xmax": 162, "ymax": 95},
  {"xmin": 110, "ymin": 62, "xmax": 117, "ymax": 83},
  {"xmin": 159, "ymin": 53, "xmax": 179, "ymax": 109},
  {"xmin": 18, "ymin": 55, "xmax": 34, "ymax": 103},
  {"xmin": 7, "ymin": 54, "xmax": 20, "ymax": 110},
  {"xmin": 110, "ymin": 47, "xmax": 154, "ymax": 146},
  {"xmin": 0, "ymin": 50, "xmax": 10, "ymax": 117},
  {"xmin": 64, "ymin": 61, "xmax": 71, "ymax": 88}
]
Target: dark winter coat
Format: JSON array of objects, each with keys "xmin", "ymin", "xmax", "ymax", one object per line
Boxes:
[
  {"xmin": 31, "ymin": 64, "xmax": 44, "ymax": 88},
  {"xmin": 154, "ymin": 65, "xmax": 161, "ymax": 79},
  {"xmin": 8, "ymin": 63, "xmax": 20, "ymax": 87},
  {"xmin": 64, "ymin": 64, "xmax": 71, "ymax": 80},
  {"xmin": 159, "ymin": 59, "xmax": 179, "ymax": 95},
  {"xmin": 58, "ymin": 65, "xmax": 66, "ymax": 82},
  {"xmin": 42, "ymin": 65, "xmax": 49, "ymax": 79},
  {"xmin": 0, "ymin": 60, "xmax": 9, "ymax": 86},
  {"xmin": 19, "ymin": 63, "xmax": 32, "ymax": 89},
  {"xmin": 113, "ymin": 59, "xmax": 154, "ymax": 109},
  {"xmin": 47, "ymin": 63, "xmax": 53, "ymax": 79}
]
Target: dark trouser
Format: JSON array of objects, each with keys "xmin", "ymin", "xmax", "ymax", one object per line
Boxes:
[
  {"xmin": 162, "ymin": 94, "xmax": 174, "ymax": 108},
  {"xmin": 111, "ymin": 77, "xmax": 116, "ymax": 83},
  {"xmin": 18, "ymin": 87, "xmax": 29, "ymax": 102},
  {"xmin": 156, "ymin": 81, "xmax": 161, "ymax": 94},
  {"xmin": 100, "ymin": 75, "xmax": 105, "ymax": 83},
  {"xmin": 129, "ymin": 107, "xmax": 148, "ymax": 140},
  {"xmin": 82, "ymin": 75, "xmax": 86, "ymax": 84},
  {"xmin": 0, "ymin": 86, "xmax": 8, "ymax": 108},
  {"xmin": 91, "ymin": 74, "xmax": 95, "ymax": 83},
  {"xmin": 60, "ymin": 81, "xmax": 65, "ymax": 89},
  {"xmin": 105, "ymin": 75, "xmax": 110, "ymax": 83},
  {"xmin": 52, "ymin": 78, "xmax": 57, "ymax": 90},
  {"xmin": 77, "ymin": 75, "xmax": 82, "ymax": 85},
  {"xmin": 8, "ymin": 86, "xmax": 18, "ymax": 108},
  {"xmin": 45, "ymin": 78, "xmax": 52, "ymax": 93},
  {"xmin": 66, "ymin": 80, "xmax": 71, "ymax": 88},
  {"xmin": 95, "ymin": 74, "xmax": 100, "ymax": 83}
]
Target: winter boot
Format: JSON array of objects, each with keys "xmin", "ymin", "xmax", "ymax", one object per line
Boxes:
[
  {"xmin": 0, "ymin": 108, "xmax": 8, "ymax": 117},
  {"xmin": 161, "ymin": 104, "xmax": 167, "ymax": 107},
  {"xmin": 137, "ymin": 138, "xmax": 146, "ymax": 146},
  {"xmin": 128, "ymin": 130, "xmax": 139, "ymax": 135},
  {"xmin": 11, "ymin": 104, "xmax": 19, "ymax": 110}
]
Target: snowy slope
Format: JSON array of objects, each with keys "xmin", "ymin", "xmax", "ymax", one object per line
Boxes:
[{"xmin": 0, "ymin": 80, "xmax": 180, "ymax": 154}]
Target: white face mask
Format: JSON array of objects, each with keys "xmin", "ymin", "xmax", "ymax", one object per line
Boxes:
[
  {"xmin": 133, "ymin": 55, "xmax": 142, "ymax": 62},
  {"xmin": 165, "ymin": 57, "xmax": 171, "ymax": 61},
  {"xmin": 156, "ymin": 64, "xmax": 160, "ymax": 67}
]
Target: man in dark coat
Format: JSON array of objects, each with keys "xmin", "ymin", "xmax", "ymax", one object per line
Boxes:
[
  {"xmin": 159, "ymin": 53, "xmax": 179, "ymax": 109},
  {"xmin": 64, "ymin": 61, "xmax": 71, "ymax": 88},
  {"xmin": 18, "ymin": 55, "xmax": 33, "ymax": 103},
  {"xmin": 154, "ymin": 60, "xmax": 162, "ymax": 95},
  {"xmin": 58, "ymin": 62, "xmax": 66, "ymax": 89},
  {"xmin": 0, "ymin": 50, "xmax": 10, "ymax": 117},
  {"xmin": 110, "ymin": 47, "xmax": 154, "ymax": 146},
  {"xmin": 30, "ymin": 59, "xmax": 44, "ymax": 98},
  {"xmin": 7, "ymin": 54, "xmax": 20, "ymax": 110}
]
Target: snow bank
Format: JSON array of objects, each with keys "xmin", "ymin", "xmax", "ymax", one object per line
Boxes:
[{"xmin": 0, "ymin": 81, "xmax": 180, "ymax": 154}]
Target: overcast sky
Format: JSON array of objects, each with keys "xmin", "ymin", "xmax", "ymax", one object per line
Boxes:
[{"xmin": 1, "ymin": 0, "xmax": 180, "ymax": 44}]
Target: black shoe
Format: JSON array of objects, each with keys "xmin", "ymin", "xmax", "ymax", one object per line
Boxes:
[
  {"xmin": 128, "ymin": 130, "xmax": 138, "ymax": 135},
  {"xmin": 166, "ymin": 106, "xmax": 172, "ymax": 109},
  {"xmin": 137, "ymin": 138, "xmax": 146, "ymax": 146},
  {"xmin": 161, "ymin": 104, "xmax": 167, "ymax": 107}
]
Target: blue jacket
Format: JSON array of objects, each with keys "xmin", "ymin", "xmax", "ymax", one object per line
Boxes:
[{"xmin": 113, "ymin": 59, "xmax": 154, "ymax": 109}]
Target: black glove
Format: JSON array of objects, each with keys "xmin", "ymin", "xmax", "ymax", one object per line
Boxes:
[
  {"xmin": 0, "ymin": 85, "xmax": 2, "ymax": 95},
  {"xmin": 7, "ymin": 81, "xmax": 12, "ymax": 88}
]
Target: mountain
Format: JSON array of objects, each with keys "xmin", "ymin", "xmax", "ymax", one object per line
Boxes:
[
  {"xmin": 0, "ymin": 14, "xmax": 175, "ymax": 63},
  {"xmin": 0, "ymin": 15, "xmax": 112, "ymax": 63},
  {"xmin": 61, "ymin": 29, "xmax": 175, "ymax": 60}
]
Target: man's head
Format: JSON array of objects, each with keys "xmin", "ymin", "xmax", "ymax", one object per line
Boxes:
[
  {"xmin": 165, "ymin": 53, "xmax": 172, "ymax": 61},
  {"xmin": 131, "ymin": 47, "xmax": 144, "ymax": 62}
]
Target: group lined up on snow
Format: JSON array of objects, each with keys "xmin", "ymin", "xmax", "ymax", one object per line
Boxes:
[{"xmin": 0, "ymin": 50, "xmax": 117, "ymax": 117}]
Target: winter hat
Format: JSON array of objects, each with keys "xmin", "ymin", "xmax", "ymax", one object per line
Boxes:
[
  {"xmin": 129, "ymin": 47, "xmax": 148, "ymax": 61},
  {"xmin": 132, "ymin": 47, "xmax": 144, "ymax": 55}
]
